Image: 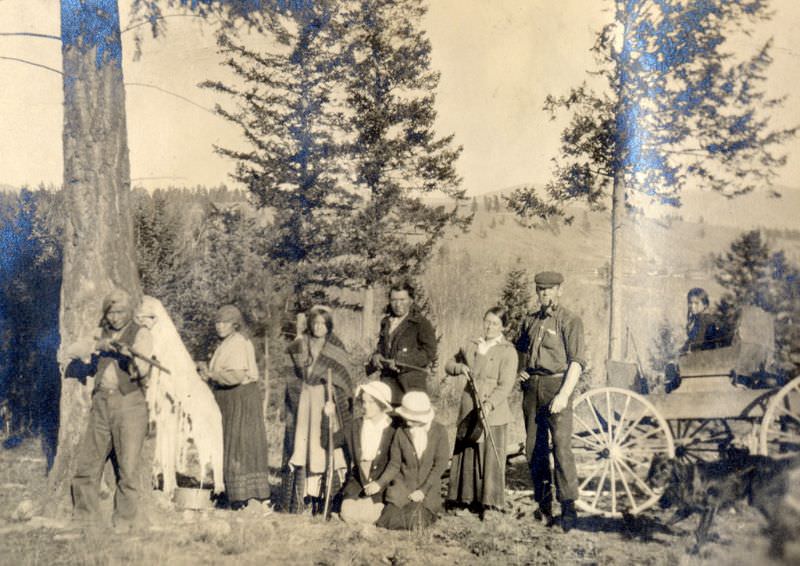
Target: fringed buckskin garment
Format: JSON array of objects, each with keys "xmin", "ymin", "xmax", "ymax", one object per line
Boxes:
[{"xmin": 280, "ymin": 333, "xmax": 354, "ymax": 513}]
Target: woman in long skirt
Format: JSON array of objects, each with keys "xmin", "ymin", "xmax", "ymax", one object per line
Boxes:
[
  {"xmin": 200, "ymin": 305, "xmax": 270, "ymax": 509},
  {"xmin": 279, "ymin": 306, "xmax": 354, "ymax": 514},
  {"xmin": 445, "ymin": 306, "xmax": 517, "ymax": 518}
]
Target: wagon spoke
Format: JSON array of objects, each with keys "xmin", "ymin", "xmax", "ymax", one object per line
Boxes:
[
  {"xmin": 579, "ymin": 460, "xmax": 607, "ymax": 491},
  {"xmin": 614, "ymin": 412, "xmax": 647, "ymax": 448},
  {"xmin": 606, "ymin": 390, "xmax": 614, "ymax": 444},
  {"xmin": 591, "ymin": 461, "xmax": 610, "ymax": 508},
  {"xmin": 616, "ymin": 457, "xmax": 654, "ymax": 498},
  {"xmin": 572, "ymin": 434, "xmax": 604, "ymax": 450},
  {"xmin": 615, "ymin": 395, "xmax": 632, "ymax": 443},
  {"xmin": 613, "ymin": 459, "xmax": 637, "ymax": 510},
  {"xmin": 619, "ymin": 427, "xmax": 668, "ymax": 452},
  {"xmin": 610, "ymin": 455, "xmax": 617, "ymax": 515},
  {"xmin": 587, "ymin": 397, "xmax": 610, "ymax": 445},
  {"xmin": 573, "ymin": 413, "xmax": 608, "ymax": 447},
  {"xmin": 775, "ymin": 409, "xmax": 800, "ymax": 425}
]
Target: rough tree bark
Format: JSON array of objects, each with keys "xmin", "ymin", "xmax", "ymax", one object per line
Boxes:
[{"xmin": 47, "ymin": 0, "xmax": 141, "ymax": 515}]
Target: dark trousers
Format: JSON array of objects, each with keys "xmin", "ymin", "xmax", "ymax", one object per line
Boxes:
[
  {"xmin": 72, "ymin": 389, "xmax": 148, "ymax": 526},
  {"xmin": 522, "ymin": 375, "xmax": 578, "ymax": 504}
]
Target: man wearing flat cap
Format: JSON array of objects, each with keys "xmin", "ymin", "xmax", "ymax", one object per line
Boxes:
[
  {"xmin": 66, "ymin": 288, "xmax": 154, "ymax": 530},
  {"xmin": 514, "ymin": 271, "xmax": 585, "ymax": 532}
]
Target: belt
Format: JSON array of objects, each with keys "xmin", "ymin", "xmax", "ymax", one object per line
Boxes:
[{"xmin": 527, "ymin": 370, "xmax": 565, "ymax": 378}]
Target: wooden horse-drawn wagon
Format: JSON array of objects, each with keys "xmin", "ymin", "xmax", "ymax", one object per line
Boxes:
[{"xmin": 571, "ymin": 307, "xmax": 800, "ymax": 517}]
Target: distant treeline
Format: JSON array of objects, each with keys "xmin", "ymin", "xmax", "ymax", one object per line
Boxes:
[
  {"xmin": 1, "ymin": 187, "xmax": 800, "ymax": 445},
  {"xmin": 0, "ymin": 185, "xmax": 290, "ymax": 446}
]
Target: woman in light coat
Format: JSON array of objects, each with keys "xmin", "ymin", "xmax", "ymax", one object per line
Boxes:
[{"xmin": 445, "ymin": 306, "xmax": 517, "ymax": 516}]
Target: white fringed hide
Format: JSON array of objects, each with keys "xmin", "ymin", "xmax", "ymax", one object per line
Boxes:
[{"xmin": 137, "ymin": 296, "xmax": 225, "ymax": 496}]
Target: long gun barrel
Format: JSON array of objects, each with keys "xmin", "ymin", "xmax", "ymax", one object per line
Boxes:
[
  {"xmin": 463, "ymin": 367, "xmax": 504, "ymax": 472},
  {"xmin": 108, "ymin": 340, "xmax": 171, "ymax": 375}
]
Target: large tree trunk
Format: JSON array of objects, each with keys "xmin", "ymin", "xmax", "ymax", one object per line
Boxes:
[{"xmin": 48, "ymin": 0, "xmax": 140, "ymax": 515}]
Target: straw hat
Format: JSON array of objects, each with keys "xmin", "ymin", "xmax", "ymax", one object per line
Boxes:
[
  {"xmin": 356, "ymin": 381, "xmax": 393, "ymax": 411},
  {"xmin": 395, "ymin": 391, "xmax": 435, "ymax": 425}
]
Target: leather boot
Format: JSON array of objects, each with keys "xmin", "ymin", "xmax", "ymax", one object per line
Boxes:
[
  {"xmin": 560, "ymin": 499, "xmax": 577, "ymax": 533},
  {"xmin": 534, "ymin": 499, "xmax": 553, "ymax": 523}
]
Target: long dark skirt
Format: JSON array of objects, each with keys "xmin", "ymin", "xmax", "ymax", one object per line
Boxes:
[
  {"xmin": 448, "ymin": 424, "xmax": 506, "ymax": 508},
  {"xmin": 214, "ymin": 382, "xmax": 271, "ymax": 503},
  {"xmin": 376, "ymin": 502, "xmax": 437, "ymax": 530}
]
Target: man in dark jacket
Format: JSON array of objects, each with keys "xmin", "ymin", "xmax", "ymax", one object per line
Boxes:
[{"xmin": 367, "ymin": 280, "xmax": 437, "ymax": 406}]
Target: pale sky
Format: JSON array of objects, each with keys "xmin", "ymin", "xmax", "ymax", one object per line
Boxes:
[{"xmin": 0, "ymin": 0, "xmax": 799, "ymax": 200}]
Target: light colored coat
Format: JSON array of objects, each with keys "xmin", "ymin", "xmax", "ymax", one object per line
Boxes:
[{"xmin": 445, "ymin": 337, "xmax": 517, "ymax": 426}]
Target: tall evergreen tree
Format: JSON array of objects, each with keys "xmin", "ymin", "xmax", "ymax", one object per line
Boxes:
[
  {"xmin": 506, "ymin": 0, "xmax": 796, "ymax": 360},
  {"xmin": 499, "ymin": 268, "xmax": 532, "ymax": 340},
  {"xmin": 714, "ymin": 229, "xmax": 800, "ymax": 376},
  {"xmin": 340, "ymin": 0, "xmax": 468, "ymax": 335},
  {"xmin": 203, "ymin": 1, "xmax": 355, "ymax": 311}
]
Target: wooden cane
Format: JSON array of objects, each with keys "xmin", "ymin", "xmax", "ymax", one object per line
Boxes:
[{"xmin": 322, "ymin": 369, "xmax": 335, "ymax": 519}]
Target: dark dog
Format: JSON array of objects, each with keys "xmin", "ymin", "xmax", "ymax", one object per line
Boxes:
[{"xmin": 645, "ymin": 450, "xmax": 795, "ymax": 554}]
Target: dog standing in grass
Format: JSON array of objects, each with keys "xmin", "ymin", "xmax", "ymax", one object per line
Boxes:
[{"xmin": 644, "ymin": 450, "xmax": 799, "ymax": 554}]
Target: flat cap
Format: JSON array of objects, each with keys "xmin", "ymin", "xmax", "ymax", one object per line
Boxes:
[{"xmin": 534, "ymin": 271, "xmax": 564, "ymax": 288}]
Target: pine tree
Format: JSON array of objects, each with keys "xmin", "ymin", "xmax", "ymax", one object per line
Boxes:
[
  {"xmin": 340, "ymin": 0, "xmax": 467, "ymax": 290},
  {"xmin": 203, "ymin": 2, "xmax": 355, "ymax": 310},
  {"xmin": 714, "ymin": 230, "xmax": 800, "ymax": 375},
  {"xmin": 499, "ymin": 268, "xmax": 532, "ymax": 340}
]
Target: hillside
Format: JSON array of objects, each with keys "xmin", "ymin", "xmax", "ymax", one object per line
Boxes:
[{"xmin": 419, "ymin": 198, "xmax": 800, "ymax": 394}]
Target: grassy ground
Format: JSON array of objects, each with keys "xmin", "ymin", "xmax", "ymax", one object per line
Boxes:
[{"xmin": 0, "ymin": 439, "xmax": 788, "ymax": 566}]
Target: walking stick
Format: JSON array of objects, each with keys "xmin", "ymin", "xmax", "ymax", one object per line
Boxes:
[
  {"xmin": 462, "ymin": 367, "xmax": 504, "ymax": 472},
  {"xmin": 322, "ymin": 369, "xmax": 335, "ymax": 519}
]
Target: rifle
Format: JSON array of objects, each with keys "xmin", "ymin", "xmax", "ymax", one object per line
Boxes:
[
  {"xmin": 462, "ymin": 367, "xmax": 504, "ymax": 473},
  {"xmin": 322, "ymin": 368, "xmax": 335, "ymax": 519},
  {"xmin": 104, "ymin": 339, "xmax": 171, "ymax": 375}
]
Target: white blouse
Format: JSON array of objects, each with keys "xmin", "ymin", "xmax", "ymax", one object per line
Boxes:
[{"xmin": 360, "ymin": 414, "xmax": 392, "ymax": 461}]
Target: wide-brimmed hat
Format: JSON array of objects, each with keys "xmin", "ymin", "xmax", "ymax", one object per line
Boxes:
[
  {"xmin": 394, "ymin": 391, "xmax": 435, "ymax": 424},
  {"xmin": 356, "ymin": 381, "xmax": 393, "ymax": 411}
]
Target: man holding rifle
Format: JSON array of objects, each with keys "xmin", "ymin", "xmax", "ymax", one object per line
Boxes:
[
  {"xmin": 515, "ymin": 271, "xmax": 585, "ymax": 533},
  {"xmin": 367, "ymin": 280, "xmax": 437, "ymax": 406},
  {"xmin": 64, "ymin": 288, "xmax": 154, "ymax": 530}
]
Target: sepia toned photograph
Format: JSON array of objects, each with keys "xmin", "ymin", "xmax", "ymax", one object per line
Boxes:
[{"xmin": 1, "ymin": 0, "xmax": 799, "ymax": 564}]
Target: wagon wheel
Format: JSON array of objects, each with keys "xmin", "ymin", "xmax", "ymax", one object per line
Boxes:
[
  {"xmin": 759, "ymin": 376, "xmax": 800, "ymax": 458},
  {"xmin": 572, "ymin": 387, "xmax": 674, "ymax": 517},
  {"xmin": 667, "ymin": 419, "xmax": 733, "ymax": 465}
]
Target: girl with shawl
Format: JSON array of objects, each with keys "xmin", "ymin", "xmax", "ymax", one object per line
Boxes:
[
  {"xmin": 280, "ymin": 306, "xmax": 354, "ymax": 514},
  {"xmin": 199, "ymin": 305, "xmax": 270, "ymax": 509},
  {"xmin": 445, "ymin": 306, "xmax": 517, "ymax": 518}
]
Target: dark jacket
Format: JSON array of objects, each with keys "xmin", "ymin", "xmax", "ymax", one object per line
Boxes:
[
  {"xmin": 376, "ymin": 421, "xmax": 450, "ymax": 513},
  {"xmin": 341, "ymin": 417, "xmax": 398, "ymax": 502},
  {"xmin": 683, "ymin": 313, "xmax": 723, "ymax": 353},
  {"xmin": 367, "ymin": 307, "xmax": 437, "ymax": 402}
]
